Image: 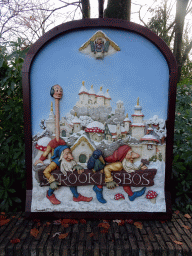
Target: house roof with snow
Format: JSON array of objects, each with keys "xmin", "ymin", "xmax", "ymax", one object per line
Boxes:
[
  {"xmin": 116, "ymin": 100, "xmax": 123, "ymax": 104},
  {"xmin": 131, "ymin": 123, "xmax": 145, "ymax": 127},
  {"xmin": 124, "ymin": 114, "xmax": 131, "ymax": 122},
  {"xmin": 85, "ymin": 121, "xmax": 104, "ymax": 133},
  {"xmin": 71, "ymin": 134, "xmax": 96, "ymax": 152},
  {"xmin": 72, "ymin": 114, "xmax": 81, "ymax": 124},
  {"xmin": 96, "ymin": 87, "xmax": 104, "ymax": 97},
  {"xmin": 89, "ymin": 85, "xmax": 96, "ymax": 95},
  {"xmin": 78, "ymin": 81, "xmax": 89, "ymax": 95},
  {"xmin": 104, "ymin": 89, "xmax": 111, "ymax": 99},
  {"xmin": 140, "ymin": 134, "xmax": 159, "ymax": 143}
]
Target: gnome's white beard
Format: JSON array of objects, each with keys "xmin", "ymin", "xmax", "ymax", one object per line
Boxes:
[
  {"xmin": 122, "ymin": 158, "xmax": 138, "ymax": 173},
  {"xmin": 60, "ymin": 158, "xmax": 77, "ymax": 176}
]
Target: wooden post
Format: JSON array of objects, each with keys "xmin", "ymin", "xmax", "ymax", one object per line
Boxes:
[{"xmin": 55, "ymin": 98, "xmax": 60, "ymax": 142}]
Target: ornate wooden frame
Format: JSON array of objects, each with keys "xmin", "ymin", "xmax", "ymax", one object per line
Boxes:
[{"xmin": 22, "ymin": 18, "xmax": 177, "ymax": 219}]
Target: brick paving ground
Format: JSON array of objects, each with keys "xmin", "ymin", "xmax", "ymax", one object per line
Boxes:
[{"xmin": 0, "ymin": 212, "xmax": 191, "ymax": 256}]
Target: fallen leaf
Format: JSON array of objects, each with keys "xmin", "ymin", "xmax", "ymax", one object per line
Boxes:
[
  {"xmin": 70, "ymin": 219, "xmax": 78, "ymax": 224},
  {"xmin": 134, "ymin": 222, "xmax": 143, "ymax": 229},
  {"xmin": 37, "ymin": 222, "xmax": 41, "ymax": 227},
  {"xmin": 10, "ymin": 239, "xmax": 20, "ymax": 244},
  {"xmin": 1, "ymin": 212, "xmax": 5, "ymax": 215},
  {"xmin": 61, "ymin": 219, "xmax": 71, "ymax": 224},
  {"xmin": 174, "ymin": 240, "xmax": 183, "ymax": 245},
  {"xmin": 118, "ymin": 220, "xmax": 125, "ymax": 226},
  {"xmin": 160, "ymin": 220, "xmax": 166, "ymax": 223},
  {"xmin": 0, "ymin": 219, "xmax": 10, "ymax": 226},
  {"xmin": 98, "ymin": 222, "xmax": 110, "ymax": 229},
  {"xmin": 125, "ymin": 219, "xmax": 134, "ymax": 224},
  {"xmin": 182, "ymin": 225, "xmax": 191, "ymax": 230},
  {"xmin": 184, "ymin": 214, "xmax": 191, "ymax": 219},
  {"xmin": 45, "ymin": 222, "xmax": 51, "ymax": 226},
  {"xmin": 80, "ymin": 219, "xmax": 86, "ymax": 224},
  {"xmin": 30, "ymin": 228, "xmax": 39, "ymax": 238},
  {"xmin": 59, "ymin": 233, "xmax": 68, "ymax": 239},
  {"xmin": 89, "ymin": 233, "xmax": 95, "ymax": 237},
  {"xmin": 12, "ymin": 216, "xmax": 16, "ymax": 218},
  {"xmin": 174, "ymin": 210, "xmax": 180, "ymax": 215}
]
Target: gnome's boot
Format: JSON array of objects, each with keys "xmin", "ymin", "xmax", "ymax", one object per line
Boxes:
[
  {"xmin": 129, "ymin": 187, "xmax": 146, "ymax": 201},
  {"xmin": 93, "ymin": 185, "xmax": 107, "ymax": 204},
  {"xmin": 46, "ymin": 189, "xmax": 61, "ymax": 205},
  {"xmin": 70, "ymin": 186, "xmax": 93, "ymax": 202}
]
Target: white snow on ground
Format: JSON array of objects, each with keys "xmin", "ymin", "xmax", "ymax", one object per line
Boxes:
[{"xmin": 31, "ymin": 160, "xmax": 166, "ymax": 212}]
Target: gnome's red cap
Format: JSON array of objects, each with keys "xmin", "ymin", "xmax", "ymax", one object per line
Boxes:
[{"xmin": 105, "ymin": 145, "xmax": 131, "ymax": 163}]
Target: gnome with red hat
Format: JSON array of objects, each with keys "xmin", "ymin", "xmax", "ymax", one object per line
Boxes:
[{"xmin": 104, "ymin": 145, "xmax": 147, "ymax": 201}]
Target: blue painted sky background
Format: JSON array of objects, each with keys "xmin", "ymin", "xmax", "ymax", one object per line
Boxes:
[{"xmin": 30, "ymin": 28, "xmax": 169, "ymax": 135}]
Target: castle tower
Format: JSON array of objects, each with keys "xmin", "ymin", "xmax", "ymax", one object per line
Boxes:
[
  {"xmin": 116, "ymin": 123, "xmax": 121, "ymax": 137},
  {"xmin": 96, "ymin": 86, "xmax": 105, "ymax": 106},
  {"xmin": 115, "ymin": 100, "xmax": 125, "ymax": 115},
  {"xmin": 104, "ymin": 89, "xmax": 111, "ymax": 107},
  {"xmin": 89, "ymin": 85, "xmax": 96, "ymax": 105},
  {"xmin": 45, "ymin": 102, "xmax": 55, "ymax": 134},
  {"xmin": 131, "ymin": 97, "xmax": 145, "ymax": 140},
  {"xmin": 72, "ymin": 113, "xmax": 81, "ymax": 133},
  {"xmin": 78, "ymin": 81, "xmax": 89, "ymax": 105},
  {"xmin": 123, "ymin": 113, "xmax": 131, "ymax": 132}
]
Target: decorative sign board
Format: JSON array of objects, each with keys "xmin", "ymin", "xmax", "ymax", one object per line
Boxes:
[{"xmin": 23, "ymin": 19, "xmax": 177, "ymax": 219}]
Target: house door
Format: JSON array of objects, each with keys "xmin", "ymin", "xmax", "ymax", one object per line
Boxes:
[
  {"xmin": 79, "ymin": 154, "xmax": 86, "ymax": 163},
  {"xmin": 62, "ymin": 130, "xmax": 66, "ymax": 137}
]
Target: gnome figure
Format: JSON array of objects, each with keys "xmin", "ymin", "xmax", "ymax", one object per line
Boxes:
[{"xmin": 87, "ymin": 150, "xmax": 107, "ymax": 204}]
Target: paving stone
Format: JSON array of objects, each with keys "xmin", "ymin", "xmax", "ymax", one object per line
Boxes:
[
  {"xmin": 108, "ymin": 240, "xmax": 115, "ymax": 256},
  {"xmin": 0, "ymin": 212, "xmax": 192, "ymax": 255},
  {"xmin": 142, "ymin": 235, "xmax": 153, "ymax": 253},
  {"xmin": 93, "ymin": 241, "xmax": 99, "ymax": 256},
  {"xmin": 146, "ymin": 227, "xmax": 156, "ymax": 242}
]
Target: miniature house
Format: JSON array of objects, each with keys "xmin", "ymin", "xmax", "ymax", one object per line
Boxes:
[
  {"xmin": 71, "ymin": 135, "xmax": 96, "ymax": 166},
  {"xmin": 123, "ymin": 114, "xmax": 131, "ymax": 133},
  {"xmin": 131, "ymin": 98, "xmax": 145, "ymax": 140},
  {"xmin": 85, "ymin": 121, "xmax": 105, "ymax": 142},
  {"xmin": 72, "ymin": 113, "xmax": 81, "ymax": 133},
  {"xmin": 45, "ymin": 102, "xmax": 55, "ymax": 134},
  {"xmin": 60, "ymin": 117, "xmax": 73, "ymax": 137}
]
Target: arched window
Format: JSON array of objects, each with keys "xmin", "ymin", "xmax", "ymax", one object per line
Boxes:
[
  {"xmin": 79, "ymin": 154, "xmax": 86, "ymax": 163},
  {"xmin": 62, "ymin": 130, "xmax": 66, "ymax": 137}
]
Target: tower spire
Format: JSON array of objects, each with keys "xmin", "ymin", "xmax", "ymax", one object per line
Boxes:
[
  {"xmin": 51, "ymin": 101, "xmax": 53, "ymax": 112},
  {"xmin": 137, "ymin": 97, "xmax": 139, "ymax": 106}
]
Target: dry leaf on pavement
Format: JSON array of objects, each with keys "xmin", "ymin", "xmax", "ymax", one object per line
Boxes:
[
  {"xmin": 134, "ymin": 222, "xmax": 143, "ymax": 229},
  {"xmin": 0, "ymin": 219, "xmax": 10, "ymax": 226},
  {"xmin": 182, "ymin": 225, "xmax": 191, "ymax": 230},
  {"xmin": 174, "ymin": 240, "xmax": 183, "ymax": 245},
  {"xmin": 59, "ymin": 233, "xmax": 68, "ymax": 239},
  {"xmin": 30, "ymin": 228, "xmax": 39, "ymax": 238},
  {"xmin": 184, "ymin": 214, "xmax": 191, "ymax": 219},
  {"xmin": 98, "ymin": 222, "xmax": 110, "ymax": 229}
]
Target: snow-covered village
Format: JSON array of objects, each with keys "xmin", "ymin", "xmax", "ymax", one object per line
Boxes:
[
  {"xmin": 33, "ymin": 81, "xmax": 166, "ymax": 167},
  {"xmin": 32, "ymin": 81, "xmax": 167, "ymax": 212}
]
